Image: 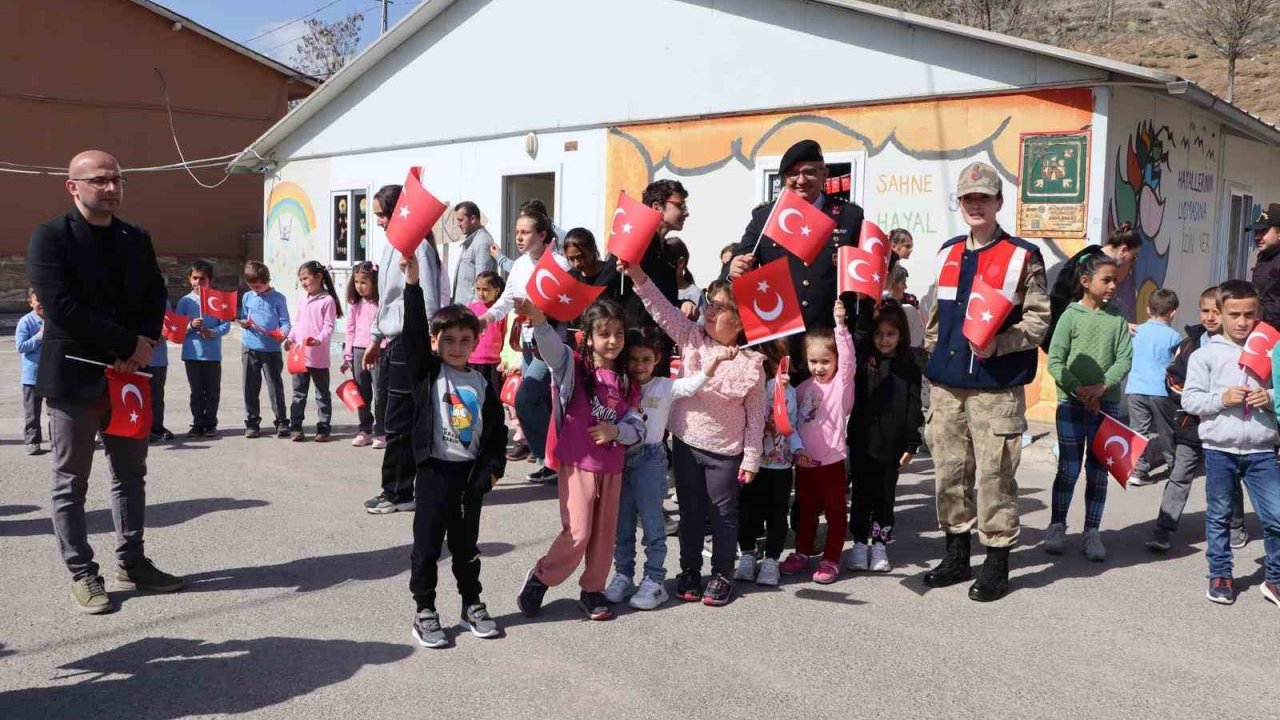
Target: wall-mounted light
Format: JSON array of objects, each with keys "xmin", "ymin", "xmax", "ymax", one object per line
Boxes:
[
  {"xmin": 172, "ymin": 21, "xmax": 183, "ymax": 31},
  {"xmin": 525, "ymin": 132, "xmax": 538, "ymax": 159}
]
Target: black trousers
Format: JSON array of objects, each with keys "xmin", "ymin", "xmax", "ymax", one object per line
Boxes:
[
  {"xmin": 849, "ymin": 452, "xmax": 900, "ymax": 542},
  {"xmin": 243, "ymin": 349, "xmax": 287, "ymax": 430},
  {"xmin": 379, "ymin": 337, "xmax": 416, "ymax": 503},
  {"xmin": 738, "ymin": 466, "xmax": 793, "ymax": 559},
  {"xmin": 672, "ymin": 437, "xmax": 741, "ymax": 577},
  {"xmin": 409, "ymin": 459, "xmax": 485, "ymax": 612},
  {"xmin": 184, "ymin": 360, "xmax": 221, "ymax": 431},
  {"xmin": 22, "ymin": 385, "xmax": 44, "ymax": 444},
  {"xmin": 289, "ymin": 367, "xmax": 332, "ymax": 433},
  {"xmin": 144, "ymin": 365, "xmax": 167, "ymax": 434}
]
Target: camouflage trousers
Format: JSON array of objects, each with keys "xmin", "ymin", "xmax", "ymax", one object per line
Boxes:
[{"xmin": 926, "ymin": 384, "xmax": 1027, "ymax": 547}]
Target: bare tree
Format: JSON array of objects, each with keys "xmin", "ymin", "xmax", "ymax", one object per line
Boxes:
[
  {"xmin": 1175, "ymin": 0, "xmax": 1280, "ymax": 103},
  {"xmin": 292, "ymin": 12, "xmax": 365, "ymax": 80},
  {"xmin": 942, "ymin": 0, "xmax": 1037, "ymax": 36}
]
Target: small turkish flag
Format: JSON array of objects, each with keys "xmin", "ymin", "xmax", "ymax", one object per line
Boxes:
[
  {"xmin": 201, "ymin": 287, "xmax": 238, "ymax": 322},
  {"xmin": 500, "ymin": 372, "xmax": 521, "ymax": 407},
  {"xmin": 336, "ymin": 378, "xmax": 366, "ymax": 413},
  {"xmin": 162, "ymin": 309, "xmax": 189, "ymax": 344},
  {"xmin": 545, "ymin": 382, "xmax": 562, "ymax": 471},
  {"xmin": 105, "ymin": 368, "xmax": 152, "ymax": 440},
  {"xmin": 1239, "ymin": 321, "xmax": 1280, "ymax": 382},
  {"xmin": 669, "ymin": 356, "xmax": 682, "ymax": 378},
  {"xmin": 385, "ymin": 166, "xmax": 448, "ymax": 257},
  {"xmin": 859, "ymin": 220, "xmax": 891, "ymax": 271},
  {"xmin": 1090, "ymin": 413, "xmax": 1149, "ymax": 488},
  {"xmin": 760, "ymin": 189, "xmax": 835, "ymax": 265},
  {"xmin": 287, "ymin": 341, "xmax": 308, "ymax": 375},
  {"xmin": 962, "ymin": 276, "xmax": 1015, "ymax": 351},
  {"xmin": 525, "ymin": 251, "xmax": 604, "ymax": 322},
  {"xmin": 772, "ymin": 356, "xmax": 794, "ymax": 436},
  {"xmin": 838, "ymin": 245, "xmax": 885, "ymax": 298},
  {"xmin": 733, "ymin": 258, "xmax": 806, "ymax": 346},
  {"xmin": 607, "ymin": 191, "xmax": 663, "ymax": 264}
]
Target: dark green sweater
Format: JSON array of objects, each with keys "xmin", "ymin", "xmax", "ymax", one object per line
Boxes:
[{"xmin": 1047, "ymin": 302, "xmax": 1133, "ymax": 403}]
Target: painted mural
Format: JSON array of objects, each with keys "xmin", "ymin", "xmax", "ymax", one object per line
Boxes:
[{"xmin": 264, "ymin": 180, "xmax": 318, "ymax": 302}]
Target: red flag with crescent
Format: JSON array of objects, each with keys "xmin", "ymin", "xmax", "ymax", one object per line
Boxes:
[
  {"xmin": 858, "ymin": 220, "xmax": 891, "ymax": 271},
  {"xmin": 201, "ymin": 287, "xmax": 238, "ymax": 322},
  {"xmin": 1090, "ymin": 413, "xmax": 1148, "ymax": 488},
  {"xmin": 525, "ymin": 251, "xmax": 604, "ymax": 322},
  {"xmin": 607, "ymin": 191, "xmax": 663, "ymax": 264},
  {"xmin": 500, "ymin": 372, "xmax": 521, "ymax": 407},
  {"xmin": 336, "ymin": 378, "xmax": 366, "ymax": 413},
  {"xmin": 838, "ymin": 245, "xmax": 885, "ymax": 298},
  {"xmin": 760, "ymin": 189, "xmax": 835, "ymax": 265},
  {"xmin": 385, "ymin": 166, "xmax": 448, "ymax": 257},
  {"xmin": 771, "ymin": 356, "xmax": 794, "ymax": 436},
  {"xmin": 733, "ymin": 258, "xmax": 806, "ymax": 346},
  {"xmin": 105, "ymin": 368, "xmax": 152, "ymax": 440},
  {"xmin": 1239, "ymin": 321, "xmax": 1280, "ymax": 382},
  {"xmin": 962, "ymin": 276, "xmax": 1014, "ymax": 350},
  {"xmin": 161, "ymin": 309, "xmax": 189, "ymax": 344},
  {"xmin": 287, "ymin": 340, "xmax": 308, "ymax": 375}
]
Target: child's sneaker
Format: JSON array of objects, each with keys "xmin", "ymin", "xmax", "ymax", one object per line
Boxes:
[
  {"xmin": 1207, "ymin": 576, "xmax": 1235, "ymax": 605},
  {"xmin": 1230, "ymin": 526, "xmax": 1249, "ymax": 549},
  {"xmin": 675, "ymin": 570, "xmax": 702, "ymax": 601},
  {"xmin": 1044, "ymin": 522, "xmax": 1067, "ymax": 555},
  {"xmin": 629, "ymin": 577, "xmax": 668, "ymax": 610},
  {"xmin": 1082, "ymin": 528, "xmax": 1106, "ymax": 562},
  {"xmin": 352, "ymin": 432, "xmax": 373, "ymax": 447},
  {"xmin": 244, "ymin": 427, "xmax": 261, "ymax": 439},
  {"xmin": 314, "ymin": 433, "xmax": 332, "ymax": 443},
  {"xmin": 1262, "ymin": 581, "xmax": 1280, "ymax": 610},
  {"xmin": 845, "ymin": 543, "xmax": 870, "ymax": 571},
  {"xmin": 412, "ymin": 610, "xmax": 449, "ymax": 648},
  {"xmin": 701, "ymin": 574, "xmax": 733, "ymax": 606},
  {"xmin": 870, "ymin": 542, "xmax": 891, "ymax": 572},
  {"xmin": 461, "ymin": 602, "xmax": 499, "ymax": 638},
  {"xmin": 290, "ymin": 430, "xmax": 306, "ymax": 442},
  {"xmin": 580, "ymin": 591, "xmax": 613, "ymax": 621},
  {"xmin": 756, "ymin": 558, "xmax": 781, "ymax": 586},
  {"xmin": 779, "ymin": 552, "xmax": 810, "ymax": 575},
  {"xmin": 371, "ymin": 435, "xmax": 387, "ymax": 449},
  {"xmin": 733, "ymin": 552, "xmax": 757, "ymax": 581},
  {"xmin": 517, "ymin": 568, "xmax": 548, "ymax": 617},
  {"xmin": 276, "ymin": 426, "xmax": 291, "ymax": 439},
  {"xmin": 603, "ymin": 573, "xmax": 636, "ymax": 603},
  {"xmin": 813, "ymin": 560, "xmax": 840, "ymax": 584}
]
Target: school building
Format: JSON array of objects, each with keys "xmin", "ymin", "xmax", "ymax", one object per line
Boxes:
[{"xmin": 228, "ymin": 0, "xmax": 1280, "ymax": 420}]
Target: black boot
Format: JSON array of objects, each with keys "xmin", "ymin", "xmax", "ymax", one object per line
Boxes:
[
  {"xmin": 923, "ymin": 532, "xmax": 973, "ymax": 588},
  {"xmin": 968, "ymin": 546, "xmax": 1011, "ymax": 602}
]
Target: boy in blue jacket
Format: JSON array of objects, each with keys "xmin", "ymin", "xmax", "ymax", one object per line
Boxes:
[{"xmin": 16, "ymin": 287, "xmax": 45, "ymax": 454}]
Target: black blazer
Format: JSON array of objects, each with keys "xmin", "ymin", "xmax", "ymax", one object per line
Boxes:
[{"xmin": 26, "ymin": 209, "xmax": 166, "ymax": 400}]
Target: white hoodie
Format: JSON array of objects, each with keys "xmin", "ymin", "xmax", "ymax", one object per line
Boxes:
[{"xmin": 1181, "ymin": 333, "xmax": 1277, "ymax": 454}]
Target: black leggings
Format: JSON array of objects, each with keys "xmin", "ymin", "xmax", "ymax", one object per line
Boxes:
[
  {"xmin": 849, "ymin": 453, "xmax": 900, "ymax": 542},
  {"xmin": 738, "ymin": 467, "xmax": 792, "ymax": 560},
  {"xmin": 672, "ymin": 437, "xmax": 741, "ymax": 577}
]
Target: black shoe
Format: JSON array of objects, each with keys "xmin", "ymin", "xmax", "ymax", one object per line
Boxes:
[
  {"xmin": 276, "ymin": 426, "xmax": 291, "ymax": 438},
  {"xmin": 517, "ymin": 568, "xmax": 548, "ymax": 617},
  {"xmin": 675, "ymin": 570, "xmax": 702, "ymax": 602},
  {"xmin": 924, "ymin": 532, "xmax": 973, "ymax": 588},
  {"xmin": 245, "ymin": 427, "xmax": 261, "ymax": 439},
  {"xmin": 526, "ymin": 466, "xmax": 558, "ymax": 484},
  {"xmin": 506, "ymin": 442, "xmax": 531, "ymax": 461},
  {"xmin": 156, "ymin": 428, "xmax": 174, "ymax": 441},
  {"xmin": 186, "ymin": 426, "xmax": 204, "ymax": 439},
  {"xmin": 580, "ymin": 591, "xmax": 613, "ymax": 621},
  {"xmin": 968, "ymin": 546, "xmax": 1011, "ymax": 602},
  {"xmin": 202, "ymin": 427, "xmax": 218, "ymax": 437},
  {"xmin": 701, "ymin": 574, "xmax": 733, "ymax": 606}
]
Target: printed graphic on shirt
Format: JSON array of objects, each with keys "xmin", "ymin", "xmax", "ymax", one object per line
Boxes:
[
  {"xmin": 796, "ymin": 386, "xmax": 821, "ymax": 425},
  {"xmin": 591, "ymin": 391, "xmax": 622, "ymax": 424},
  {"xmin": 762, "ymin": 430, "xmax": 791, "ymax": 466},
  {"xmin": 443, "ymin": 386, "xmax": 480, "ymax": 448}
]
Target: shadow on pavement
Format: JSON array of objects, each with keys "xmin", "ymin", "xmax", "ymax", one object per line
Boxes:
[
  {"xmin": 184, "ymin": 544, "xmax": 414, "ymax": 593},
  {"xmin": 0, "ymin": 505, "xmax": 41, "ymax": 518},
  {"xmin": 0, "ymin": 498, "xmax": 270, "ymax": 537},
  {"xmin": 0, "ymin": 636, "xmax": 411, "ymax": 720}
]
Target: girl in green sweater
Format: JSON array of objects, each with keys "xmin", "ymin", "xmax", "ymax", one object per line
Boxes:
[{"xmin": 1045, "ymin": 254, "xmax": 1134, "ymax": 562}]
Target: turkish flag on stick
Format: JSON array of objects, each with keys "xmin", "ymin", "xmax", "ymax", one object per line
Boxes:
[
  {"xmin": 161, "ymin": 309, "xmax": 189, "ymax": 344},
  {"xmin": 607, "ymin": 191, "xmax": 663, "ymax": 264},
  {"xmin": 838, "ymin": 245, "xmax": 885, "ymax": 298},
  {"xmin": 1090, "ymin": 412, "xmax": 1149, "ymax": 488},
  {"xmin": 385, "ymin": 166, "xmax": 448, "ymax": 257},
  {"xmin": 771, "ymin": 356, "xmax": 794, "ymax": 436},
  {"xmin": 201, "ymin": 287, "xmax": 238, "ymax": 322},
  {"xmin": 336, "ymin": 378, "xmax": 366, "ymax": 413},
  {"xmin": 287, "ymin": 340, "xmax": 308, "ymax": 375},
  {"xmin": 757, "ymin": 189, "xmax": 835, "ymax": 265},
  {"xmin": 525, "ymin": 251, "xmax": 604, "ymax": 322},
  {"xmin": 1239, "ymin": 321, "xmax": 1280, "ymax": 382},
  {"xmin": 859, "ymin": 220, "xmax": 891, "ymax": 271},
  {"xmin": 962, "ymin": 276, "xmax": 1015, "ymax": 350},
  {"xmin": 105, "ymin": 368, "xmax": 152, "ymax": 440},
  {"xmin": 733, "ymin": 258, "xmax": 806, "ymax": 346}
]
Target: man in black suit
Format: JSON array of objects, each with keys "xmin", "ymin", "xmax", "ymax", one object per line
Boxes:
[
  {"xmin": 27, "ymin": 150, "xmax": 184, "ymax": 615},
  {"xmin": 724, "ymin": 140, "xmax": 868, "ymax": 375}
]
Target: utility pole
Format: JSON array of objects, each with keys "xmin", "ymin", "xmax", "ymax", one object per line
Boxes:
[{"xmin": 381, "ymin": 0, "xmax": 389, "ymax": 33}]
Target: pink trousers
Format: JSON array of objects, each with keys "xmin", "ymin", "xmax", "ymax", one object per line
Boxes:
[{"xmin": 534, "ymin": 465, "xmax": 622, "ymax": 593}]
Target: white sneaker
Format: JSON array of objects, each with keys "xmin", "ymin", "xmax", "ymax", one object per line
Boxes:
[
  {"xmin": 845, "ymin": 543, "xmax": 870, "ymax": 571},
  {"xmin": 756, "ymin": 558, "xmax": 781, "ymax": 586},
  {"xmin": 603, "ymin": 573, "xmax": 636, "ymax": 603},
  {"xmin": 628, "ymin": 577, "xmax": 668, "ymax": 610},
  {"xmin": 870, "ymin": 542, "xmax": 891, "ymax": 572},
  {"xmin": 733, "ymin": 552, "xmax": 757, "ymax": 581},
  {"xmin": 1082, "ymin": 528, "xmax": 1107, "ymax": 562},
  {"xmin": 1044, "ymin": 522, "xmax": 1067, "ymax": 555}
]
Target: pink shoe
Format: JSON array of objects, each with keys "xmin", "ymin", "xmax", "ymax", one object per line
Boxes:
[
  {"xmin": 813, "ymin": 560, "xmax": 840, "ymax": 584},
  {"xmin": 352, "ymin": 432, "xmax": 373, "ymax": 447},
  {"xmin": 779, "ymin": 552, "xmax": 810, "ymax": 575},
  {"xmin": 371, "ymin": 435, "xmax": 387, "ymax": 449}
]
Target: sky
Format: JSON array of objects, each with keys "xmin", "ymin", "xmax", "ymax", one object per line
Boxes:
[{"xmin": 156, "ymin": 0, "xmax": 420, "ymax": 70}]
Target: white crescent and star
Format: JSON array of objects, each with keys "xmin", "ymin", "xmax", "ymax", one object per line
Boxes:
[
  {"xmin": 207, "ymin": 296, "xmax": 226, "ymax": 312},
  {"xmin": 849, "ymin": 259, "xmax": 871, "ymax": 283},
  {"xmin": 1103, "ymin": 435, "xmax": 1130, "ymax": 465},
  {"xmin": 1244, "ymin": 331, "xmax": 1272, "ymax": 356},
  {"xmin": 753, "ymin": 293, "xmax": 785, "ymax": 322},
  {"xmin": 611, "ymin": 207, "xmax": 633, "ymax": 236},
  {"xmin": 777, "ymin": 208, "xmax": 803, "ymax": 235},
  {"xmin": 121, "ymin": 383, "xmax": 143, "ymax": 425},
  {"xmin": 863, "ymin": 236, "xmax": 884, "ymax": 255},
  {"xmin": 533, "ymin": 268, "xmax": 561, "ymax": 299}
]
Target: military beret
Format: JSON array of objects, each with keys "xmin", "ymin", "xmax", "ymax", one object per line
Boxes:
[{"xmin": 780, "ymin": 140, "xmax": 824, "ymax": 173}]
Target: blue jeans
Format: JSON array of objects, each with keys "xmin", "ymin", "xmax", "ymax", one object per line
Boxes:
[
  {"xmin": 613, "ymin": 443, "xmax": 669, "ymax": 582},
  {"xmin": 516, "ymin": 356, "xmax": 551, "ymax": 461},
  {"xmin": 1204, "ymin": 449, "xmax": 1280, "ymax": 584}
]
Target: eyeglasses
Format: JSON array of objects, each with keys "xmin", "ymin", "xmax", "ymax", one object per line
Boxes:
[
  {"xmin": 70, "ymin": 175, "xmax": 127, "ymax": 189},
  {"xmin": 783, "ymin": 168, "xmax": 823, "ymax": 181},
  {"xmin": 666, "ymin": 200, "xmax": 688, "ymax": 213}
]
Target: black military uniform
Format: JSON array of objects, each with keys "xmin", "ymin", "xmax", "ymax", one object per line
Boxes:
[{"xmin": 1249, "ymin": 204, "xmax": 1280, "ymax": 328}]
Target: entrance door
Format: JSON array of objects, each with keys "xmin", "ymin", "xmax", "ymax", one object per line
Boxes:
[
  {"xmin": 1217, "ymin": 185, "xmax": 1254, "ymax": 283},
  {"xmin": 501, "ymin": 172, "xmax": 557, "ymax": 262}
]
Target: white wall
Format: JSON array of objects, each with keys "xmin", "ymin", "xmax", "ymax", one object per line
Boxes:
[{"xmin": 277, "ymin": 0, "xmax": 1105, "ymax": 161}]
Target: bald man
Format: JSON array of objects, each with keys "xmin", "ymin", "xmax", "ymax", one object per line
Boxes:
[{"xmin": 27, "ymin": 151, "xmax": 182, "ymax": 614}]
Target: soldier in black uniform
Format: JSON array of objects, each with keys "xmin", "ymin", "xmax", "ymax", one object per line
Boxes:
[{"xmin": 723, "ymin": 139, "xmax": 871, "ymax": 378}]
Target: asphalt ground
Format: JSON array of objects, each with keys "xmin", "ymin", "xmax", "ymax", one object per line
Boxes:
[{"xmin": 1, "ymin": 336, "xmax": 1278, "ymax": 719}]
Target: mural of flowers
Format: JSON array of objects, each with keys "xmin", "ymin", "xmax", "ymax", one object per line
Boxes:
[{"xmin": 1109, "ymin": 121, "xmax": 1173, "ymax": 317}]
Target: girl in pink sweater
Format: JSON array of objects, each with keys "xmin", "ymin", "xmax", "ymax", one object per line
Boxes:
[
  {"xmin": 285, "ymin": 261, "xmax": 341, "ymax": 442},
  {"xmin": 621, "ymin": 260, "xmax": 766, "ymax": 608},
  {"xmin": 342, "ymin": 261, "xmax": 380, "ymax": 446},
  {"xmin": 780, "ymin": 301, "xmax": 855, "ymax": 584}
]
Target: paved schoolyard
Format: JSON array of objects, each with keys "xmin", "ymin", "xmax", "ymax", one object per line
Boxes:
[{"xmin": 1, "ymin": 336, "xmax": 1278, "ymax": 719}]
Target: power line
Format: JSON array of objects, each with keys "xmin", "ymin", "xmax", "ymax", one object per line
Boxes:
[{"xmin": 244, "ymin": 0, "xmax": 348, "ymax": 44}]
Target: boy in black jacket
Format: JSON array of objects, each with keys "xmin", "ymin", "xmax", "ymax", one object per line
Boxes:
[
  {"xmin": 1146, "ymin": 287, "xmax": 1247, "ymax": 551},
  {"xmin": 401, "ymin": 254, "xmax": 507, "ymax": 648}
]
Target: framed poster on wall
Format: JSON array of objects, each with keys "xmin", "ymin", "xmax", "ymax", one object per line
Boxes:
[{"xmin": 1016, "ymin": 131, "xmax": 1089, "ymax": 238}]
